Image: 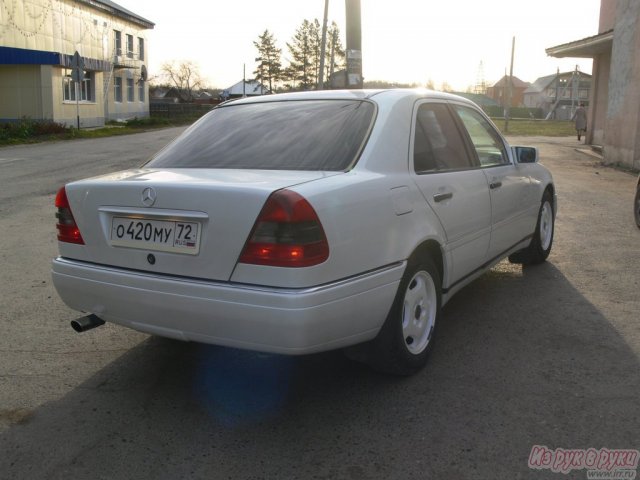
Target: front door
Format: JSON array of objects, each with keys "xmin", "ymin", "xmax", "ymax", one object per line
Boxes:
[
  {"xmin": 451, "ymin": 105, "xmax": 533, "ymax": 259},
  {"xmin": 410, "ymin": 101, "xmax": 492, "ymax": 284}
]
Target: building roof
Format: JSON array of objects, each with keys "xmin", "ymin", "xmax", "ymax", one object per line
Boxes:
[
  {"xmin": 491, "ymin": 75, "xmax": 530, "ymax": 88},
  {"xmin": 524, "ymin": 71, "xmax": 593, "ymax": 94},
  {"xmin": 524, "ymin": 74, "xmax": 558, "ymax": 94},
  {"xmin": 225, "ymin": 80, "xmax": 270, "ymax": 96},
  {"xmin": 79, "ymin": 0, "xmax": 154, "ymax": 29},
  {"xmin": 546, "ymin": 30, "xmax": 613, "ymax": 58}
]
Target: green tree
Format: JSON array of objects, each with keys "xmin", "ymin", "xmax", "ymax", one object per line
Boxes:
[
  {"xmin": 253, "ymin": 29, "xmax": 282, "ymax": 92},
  {"xmin": 323, "ymin": 22, "xmax": 346, "ymax": 84},
  {"xmin": 285, "ymin": 19, "xmax": 320, "ymax": 90}
]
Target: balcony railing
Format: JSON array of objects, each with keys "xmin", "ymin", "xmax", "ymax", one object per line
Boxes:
[{"xmin": 113, "ymin": 52, "xmax": 141, "ymax": 69}]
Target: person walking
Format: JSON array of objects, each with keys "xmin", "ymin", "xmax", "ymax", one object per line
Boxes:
[{"xmin": 572, "ymin": 103, "xmax": 587, "ymax": 141}]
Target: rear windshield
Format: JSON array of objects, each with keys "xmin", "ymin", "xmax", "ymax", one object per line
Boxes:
[{"xmin": 146, "ymin": 100, "xmax": 375, "ymax": 171}]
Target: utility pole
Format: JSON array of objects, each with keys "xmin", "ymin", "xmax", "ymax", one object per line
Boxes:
[
  {"xmin": 345, "ymin": 0, "xmax": 363, "ymax": 88},
  {"xmin": 504, "ymin": 36, "xmax": 515, "ymax": 134},
  {"xmin": 318, "ymin": 0, "xmax": 329, "ymax": 90}
]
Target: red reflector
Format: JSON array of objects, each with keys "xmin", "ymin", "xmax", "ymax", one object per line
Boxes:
[
  {"xmin": 55, "ymin": 187, "xmax": 84, "ymax": 245},
  {"xmin": 239, "ymin": 190, "xmax": 329, "ymax": 267}
]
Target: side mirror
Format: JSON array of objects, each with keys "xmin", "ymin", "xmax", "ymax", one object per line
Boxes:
[{"xmin": 513, "ymin": 146, "xmax": 538, "ymax": 164}]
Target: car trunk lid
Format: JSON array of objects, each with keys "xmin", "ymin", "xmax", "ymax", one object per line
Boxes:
[{"xmin": 63, "ymin": 168, "xmax": 341, "ymax": 281}]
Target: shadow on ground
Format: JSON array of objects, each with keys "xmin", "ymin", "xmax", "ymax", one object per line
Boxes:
[{"xmin": 1, "ymin": 261, "xmax": 638, "ymax": 480}]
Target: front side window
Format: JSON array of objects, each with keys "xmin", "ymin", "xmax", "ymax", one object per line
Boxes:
[
  {"xmin": 138, "ymin": 37, "xmax": 145, "ymax": 61},
  {"xmin": 147, "ymin": 100, "xmax": 375, "ymax": 170},
  {"xmin": 413, "ymin": 103, "xmax": 472, "ymax": 173},
  {"xmin": 114, "ymin": 77, "xmax": 122, "ymax": 102},
  {"xmin": 453, "ymin": 106, "xmax": 509, "ymax": 167}
]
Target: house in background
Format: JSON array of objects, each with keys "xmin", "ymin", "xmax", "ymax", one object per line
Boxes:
[
  {"xmin": 150, "ymin": 86, "xmax": 189, "ymax": 104},
  {"xmin": 150, "ymin": 87, "xmax": 222, "ymax": 106},
  {"xmin": 547, "ymin": 0, "xmax": 640, "ymax": 169},
  {"xmin": 486, "ymin": 75, "xmax": 530, "ymax": 108},
  {"xmin": 221, "ymin": 80, "xmax": 270, "ymax": 100},
  {"xmin": 524, "ymin": 71, "xmax": 592, "ymax": 120},
  {"xmin": 0, "ymin": 0, "xmax": 153, "ymax": 127},
  {"xmin": 451, "ymin": 92, "xmax": 500, "ymax": 109}
]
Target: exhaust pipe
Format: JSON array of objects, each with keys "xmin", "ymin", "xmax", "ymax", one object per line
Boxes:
[{"xmin": 70, "ymin": 314, "xmax": 105, "ymax": 333}]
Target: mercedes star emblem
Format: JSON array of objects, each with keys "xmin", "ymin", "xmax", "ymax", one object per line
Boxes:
[{"xmin": 141, "ymin": 187, "xmax": 156, "ymax": 207}]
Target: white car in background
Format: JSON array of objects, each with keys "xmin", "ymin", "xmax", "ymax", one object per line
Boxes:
[{"xmin": 52, "ymin": 90, "xmax": 556, "ymax": 375}]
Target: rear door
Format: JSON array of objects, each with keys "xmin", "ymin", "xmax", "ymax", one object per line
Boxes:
[
  {"xmin": 410, "ymin": 101, "xmax": 491, "ymax": 284},
  {"xmin": 450, "ymin": 104, "xmax": 533, "ymax": 259}
]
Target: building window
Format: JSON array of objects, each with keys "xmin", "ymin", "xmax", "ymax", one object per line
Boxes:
[
  {"xmin": 114, "ymin": 76, "xmax": 123, "ymax": 102},
  {"xmin": 138, "ymin": 37, "xmax": 145, "ymax": 61},
  {"xmin": 63, "ymin": 69, "xmax": 94, "ymax": 102},
  {"xmin": 126, "ymin": 34, "xmax": 134, "ymax": 59},
  {"xmin": 114, "ymin": 30, "xmax": 122, "ymax": 56},
  {"xmin": 138, "ymin": 80, "xmax": 145, "ymax": 102},
  {"xmin": 80, "ymin": 71, "xmax": 93, "ymax": 101},
  {"xmin": 127, "ymin": 78, "xmax": 135, "ymax": 102},
  {"xmin": 63, "ymin": 70, "xmax": 76, "ymax": 101}
]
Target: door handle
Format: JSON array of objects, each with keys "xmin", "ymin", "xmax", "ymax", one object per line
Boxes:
[
  {"xmin": 433, "ymin": 192, "xmax": 453, "ymax": 203},
  {"xmin": 489, "ymin": 181, "xmax": 502, "ymax": 190}
]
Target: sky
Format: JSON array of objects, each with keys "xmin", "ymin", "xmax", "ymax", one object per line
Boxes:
[{"xmin": 115, "ymin": 0, "xmax": 602, "ymax": 91}]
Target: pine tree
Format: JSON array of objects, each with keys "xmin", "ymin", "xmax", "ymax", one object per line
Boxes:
[
  {"xmin": 253, "ymin": 29, "xmax": 282, "ymax": 92},
  {"xmin": 286, "ymin": 19, "xmax": 318, "ymax": 90},
  {"xmin": 324, "ymin": 22, "xmax": 346, "ymax": 84}
]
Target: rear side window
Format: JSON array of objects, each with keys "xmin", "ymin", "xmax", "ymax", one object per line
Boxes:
[
  {"xmin": 146, "ymin": 100, "xmax": 375, "ymax": 171},
  {"xmin": 413, "ymin": 103, "xmax": 473, "ymax": 173}
]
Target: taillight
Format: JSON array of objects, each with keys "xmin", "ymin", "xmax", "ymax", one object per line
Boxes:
[
  {"xmin": 239, "ymin": 189, "xmax": 329, "ymax": 267},
  {"xmin": 55, "ymin": 187, "xmax": 84, "ymax": 244}
]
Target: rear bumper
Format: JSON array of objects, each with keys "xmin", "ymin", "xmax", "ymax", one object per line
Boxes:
[{"xmin": 52, "ymin": 258, "xmax": 404, "ymax": 354}]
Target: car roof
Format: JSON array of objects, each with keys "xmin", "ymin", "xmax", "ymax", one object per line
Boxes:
[{"xmin": 221, "ymin": 89, "xmax": 477, "ymax": 108}]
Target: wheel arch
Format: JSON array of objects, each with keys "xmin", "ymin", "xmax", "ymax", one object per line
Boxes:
[
  {"xmin": 407, "ymin": 239, "xmax": 444, "ymax": 288},
  {"xmin": 543, "ymin": 182, "xmax": 557, "ymax": 214}
]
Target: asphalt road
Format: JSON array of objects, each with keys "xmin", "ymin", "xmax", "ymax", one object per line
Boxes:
[{"xmin": 0, "ymin": 131, "xmax": 638, "ymax": 479}]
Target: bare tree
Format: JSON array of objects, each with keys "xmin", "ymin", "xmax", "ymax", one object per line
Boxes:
[
  {"xmin": 160, "ymin": 60, "xmax": 204, "ymax": 102},
  {"xmin": 440, "ymin": 81, "xmax": 453, "ymax": 92}
]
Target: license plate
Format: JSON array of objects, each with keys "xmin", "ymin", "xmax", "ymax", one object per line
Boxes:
[{"xmin": 110, "ymin": 217, "xmax": 201, "ymax": 255}]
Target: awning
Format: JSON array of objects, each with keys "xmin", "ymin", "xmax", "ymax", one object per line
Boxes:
[
  {"xmin": 546, "ymin": 30, "xmax": 614, "ymax": 58},
  {"xmin": 1, "ymin": 46, "xmax": 111, "ymax": 71}
]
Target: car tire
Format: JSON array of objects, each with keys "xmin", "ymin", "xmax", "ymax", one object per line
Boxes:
[
  {"xmin": 509, "ymin": 190, "xmax": 554, "ymax": 265},
  {"xmin": 634, "ymin": 185, "xmax": 640, "ymax": 229},
  {"xmin": 366, "ymin": 258, "xmax": 441, "ymax": 376}
]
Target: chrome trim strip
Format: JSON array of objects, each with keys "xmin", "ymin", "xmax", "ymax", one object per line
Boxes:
[
  {"xmin": 98, "ymin": 206, "xmax": 209, "ymax": 220},
  {"xmin": 54, "ymin": 257, "xmax": 406, "ymax": 295},
  {"xmin": 442, "ymin": 234, "xmax": 533, "ymax": 294}
]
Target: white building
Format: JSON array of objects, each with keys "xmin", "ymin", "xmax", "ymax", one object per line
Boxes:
[
  {"xmin": 0, "ymin": 0, "xmax": 154, "ymax": 127},
  {"xmin": 547, "ymin": 0, "xmax": 640, "ymax": 169},
  {"xmin": 523, "ymin": 71, "xmax": 592, "ymax": 120}
]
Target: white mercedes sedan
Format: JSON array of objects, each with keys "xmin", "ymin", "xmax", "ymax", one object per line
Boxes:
[{"xmin": 52, "ymin": 89, "xmax": 556, "ymax": 375}]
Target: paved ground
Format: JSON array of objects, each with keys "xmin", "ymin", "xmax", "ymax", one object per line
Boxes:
[{"xmin": 0, "ymin": 131, "xmax": 638, "ymax": 479}]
